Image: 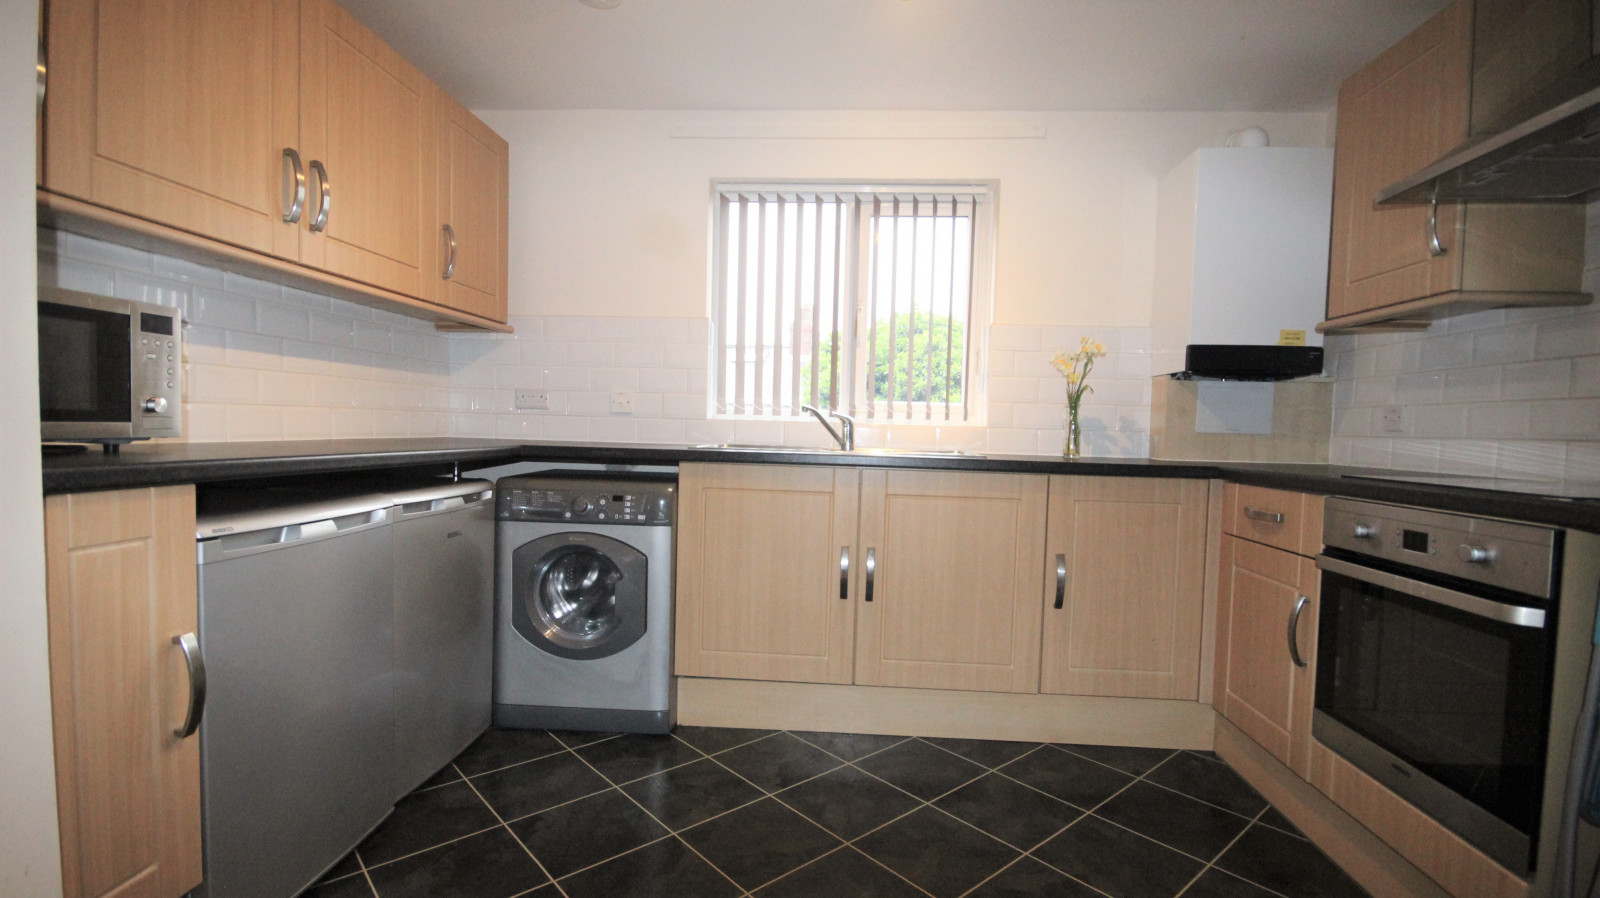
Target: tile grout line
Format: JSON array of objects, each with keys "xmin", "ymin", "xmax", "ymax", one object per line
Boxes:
[
  {"xmin": 1170, "ymin": 807, "xmax": 1304, "ymax": 898},
  {"xmin": 456, "ymin": 754, "xmax": 573, "ymax": 898}
]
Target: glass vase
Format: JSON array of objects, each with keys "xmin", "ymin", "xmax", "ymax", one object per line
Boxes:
[{"xmin": 1064, "ymin": 405, "xmax": 1082, "ymax": 459}]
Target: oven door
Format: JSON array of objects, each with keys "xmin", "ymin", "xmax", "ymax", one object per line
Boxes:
[{"xmin": 1314, "ymin": 553, "xmax": 1556, "ymax": 874}]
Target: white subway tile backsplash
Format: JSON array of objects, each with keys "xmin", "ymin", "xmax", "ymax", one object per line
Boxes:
[{"xmin": 256, "ymin": 302, "xmax": 312, "ymax": 341}]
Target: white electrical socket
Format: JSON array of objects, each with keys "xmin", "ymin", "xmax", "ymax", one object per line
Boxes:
[
  {"xmin": 515, "ymin": 389, "xmax": 550, "ymax": 410},
  {"xmin": 1380, "ymin": 406, "xmax": 1405, "ymax": 434},
  {"xmin": 610, "ymin": 391, "xmax": 634, "ymax": 415}
]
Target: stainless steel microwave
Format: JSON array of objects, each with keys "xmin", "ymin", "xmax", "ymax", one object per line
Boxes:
[{"xmin": 38, "ymin": 286, "xmax": 182, "ymax": 446}]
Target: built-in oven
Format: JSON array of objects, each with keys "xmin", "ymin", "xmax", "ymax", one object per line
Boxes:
[{"xmin": 1315, "ymin": 498, "xmax": 1565, "ymax": 876}]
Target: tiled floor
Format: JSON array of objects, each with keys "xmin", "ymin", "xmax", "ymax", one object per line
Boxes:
[{"xmin": 308, "ymin": 726, "xmax": 1373, "ymax": 898}]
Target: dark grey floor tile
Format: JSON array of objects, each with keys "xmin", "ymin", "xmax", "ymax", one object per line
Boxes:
[
  {"xmin": 856, "ymin": 738, "xmax": 987, "ymax": 801},
  {"xmin": 508, "ymin": 788, "xmax": 669, "ymax": 879},
  {"xmin": 1185, "ymin": 749, "xmax": 1224, "ymax": 765},
  {"xmin": 1094, "ymin": 782, "xmax": 1252, "ymax": 860},
  {"xmin": 998, "ymin": 745, "xmax": 1134, "ymax": 808},
  {"xmin": 1259, "ymin": 805, "xmax": 1309, "ymax": 840},
  {"xmin": 1054, "ymin": 743, "xmax": 1177, "ymax": 776},
  {"xmin": 364, "ymin": 827, "xmax": 550, "ymax": 898},
  {"xmin": 470, "ymin": 751, "xmax": 612, "ymax": 821},
  {"xmin": 1144, "ymin": 752, "xmax": 1267, "ymax": 818},
  {"xmin": 1181, "ymin": 867, "xmax": 1284, "ymax": 898},
  {"xmin": 674, "ymin": 726, "xmax": 777, "ymax": 755},
  {"xmin": 715, "ymin": 732, "xmax": 845, "ymax": 792},
  {"xmin": 920, "ymin": 737, "xmax": 1041, "ymax": 769},
  {"xmin": 452, "ymin": 728, "xmax": 567, "ymax": 776},
  {"xmin": 680, "ymin": 797, "xmax": 843, "ymax": 890},
  {"xmin": 300, "ymin": 874, "xmax": 375, "ymax": 898},
  {"xmin": 547, "ymin": 730, "xmax": 620, "ymax": 750},
  {"xmin": 575, "ymin": 733, "xmax": 705, "ymax": 784},
  {"xmin": 413, "ymin": 763, "xmax": 463, "ymax": 791},
  {"xmin": 556, "ymin": 836, "xmax": 742, "ymax": 898},
  {"xmin": 776, "ymin": 765, "xmax": 922, "ymax": 840},
  {"xmin": 356, "ymin": 780, "xmax": 499, "ymax": 865},
  {"xmin": 934, "ymin": 772, "xmax": 1082, "ymax": 850},
  {"xmin": 854, "ymin": 807, "xmax": 1020, "ymax": 898},
  {"xmin": 790, "ymin": 730, "xmax": 909, "ymax": 761},
  {"xmin": 966, "ymin": 856, "xmax": 1106, "ymax": 897},
  {"xmin": 1032, "ymin": 814, "xmax": 1204, "ymax": 898},
  {"xmin": 1214, "ymin": 824, "xmax": 1371, "ymax": 898},
  {"xmin": 621, "ymin": 758, "xmax": 765, "ymax": 830},
  {"xmin": 317, "ymin": 850, "xmax": 362, "ymax": 883},
  {"xmin": 753, "ymin": 847, "xmax": 926, "ymax": 897}
]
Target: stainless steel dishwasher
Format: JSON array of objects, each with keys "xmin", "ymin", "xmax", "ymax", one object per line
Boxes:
[
  {"xmin": 195, "ymin": 489, "xmax": 397, "ymax": 898},
  {"xmin": 389, "ymin": 478, "xmax": 495, "ymax": 797}
]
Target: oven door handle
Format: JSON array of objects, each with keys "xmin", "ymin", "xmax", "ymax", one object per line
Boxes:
[{"xmin": 1315, "ymin": 555, "xmax": 1546, "ymax": 628}]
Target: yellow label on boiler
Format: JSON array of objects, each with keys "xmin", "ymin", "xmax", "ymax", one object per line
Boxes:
[{"xmin": 1278, "ymin": 329, "xmax": 1307, "ymax": 346}]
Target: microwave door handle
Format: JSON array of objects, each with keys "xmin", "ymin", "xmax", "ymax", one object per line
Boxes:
[{"xmin": 1315, "ymin": 554, "xmax": 1546, "ymax": 628}]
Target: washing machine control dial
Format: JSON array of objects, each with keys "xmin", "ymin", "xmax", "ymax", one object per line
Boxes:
[{"xmin": 570, "ymin": 496, "xmax": 592, "ymax": 515}]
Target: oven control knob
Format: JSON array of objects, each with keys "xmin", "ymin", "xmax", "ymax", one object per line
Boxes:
[
  {"xmin": 141, "ymin": 396, "xmax": 167, "ymax": 414},
  {"xmin": 570, "ymin": 496, "xmax": 591, "ymax": 515},
  {"xmin": 1352, "ymin": 523, "xmax": 1377, "ymax": 539},
  {"xmin": 1458, "ymin": 544, "xmax": 1494, "ymax": 565}
]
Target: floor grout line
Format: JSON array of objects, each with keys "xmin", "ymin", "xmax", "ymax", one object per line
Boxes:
[{"xmin": 456, "ymin": 762, "xmax": 572, "ymax": 898}]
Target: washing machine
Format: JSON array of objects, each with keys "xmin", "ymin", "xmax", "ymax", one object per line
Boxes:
[{"xmin": 494, "ymin": 471, "xmax": 676, "ymax": 734}]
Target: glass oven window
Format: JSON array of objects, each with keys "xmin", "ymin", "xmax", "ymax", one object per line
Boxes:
[
  {"xmin": 1316, "ymin": 569, "xmax": 1553, "ymax": 834},
  {"xmin": 38, "ymin": 301, "xmax": 131, "ymax": 423}
]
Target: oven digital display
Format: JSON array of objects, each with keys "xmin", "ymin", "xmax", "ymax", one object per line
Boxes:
[{"xmin": 1401, "ymin": 529, "xmax": 1429, "ymax": 553}]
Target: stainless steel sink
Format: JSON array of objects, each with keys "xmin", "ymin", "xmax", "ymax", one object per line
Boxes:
[{"xmin": 692, "ymin": 443, "xmax": 985, "ymax": 459}]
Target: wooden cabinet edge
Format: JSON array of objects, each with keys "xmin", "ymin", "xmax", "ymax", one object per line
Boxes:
[
  {"xmin": 38, "ymin": 189, "xmax": 513, "ymax": 334},
  {"xmin": 1317, "ymin": 289, "xmax": 1591, "ymax": 335}
]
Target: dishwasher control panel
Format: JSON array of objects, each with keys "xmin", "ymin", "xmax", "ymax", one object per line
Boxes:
[{"xmin": 497, "ymin": 473, "xmax": 676, "ymax": 526}]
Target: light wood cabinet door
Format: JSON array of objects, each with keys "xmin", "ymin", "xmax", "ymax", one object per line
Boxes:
[
  {"xmin": 44, "ymin": 485, "xmax": 201, "ymax": 898},
  {"xmin": 674, "ymin": 464, "xmax": 860, "ymax": 684},
  {"xmin": 437, "ymin": 93, "xmax": 509, "ymax": 323},
  {"xmin": 855, "ymin": 469, "xmax": 1047, "ymax": 694},
  {"xmin": 42, "ymin": 0, "xmax": 301, "ymax": 261},
  {"xmin": 1326, "ymin": 0, "xmax": 1470, "ymax": 319},
  {"xmin": 1040, "ymin": 477, "xmax": 1208, "ymax": 700},
  {"xmin": 1215, "ymin": 535, "xmax": 1319, "ymax": 776},
  {"xmin": 298, "ymin": 0, "xmax": 438, "ymax": 302}
]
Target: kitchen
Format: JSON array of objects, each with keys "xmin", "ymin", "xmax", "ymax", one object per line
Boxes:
[{"xmin": 9, "ymin": 1, "xmax": 1600, "ymax": 897}]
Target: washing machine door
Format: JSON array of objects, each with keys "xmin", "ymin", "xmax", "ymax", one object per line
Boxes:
[{"xmin": 510, "ymin": 532, "xmax": 648, "ymax": 660}]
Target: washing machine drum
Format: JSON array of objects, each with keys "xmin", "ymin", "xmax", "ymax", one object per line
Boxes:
[{"xmin": 510, "ymin": 532, "xmax": 649, "ymax": 660}]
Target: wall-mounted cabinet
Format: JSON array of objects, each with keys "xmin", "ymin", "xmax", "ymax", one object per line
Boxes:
[
  {"xmin": 39, "ymin": 0, "xmax": 510, "ymax": 331},
  {"xmin": 1321, "ymin": 0, "xmax": 1588, "ymax": 333}
]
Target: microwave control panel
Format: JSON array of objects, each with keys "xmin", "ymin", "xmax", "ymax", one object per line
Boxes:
[{"xmin": 134, "ymin": 309, "xmax": 182, "ymax": 434}]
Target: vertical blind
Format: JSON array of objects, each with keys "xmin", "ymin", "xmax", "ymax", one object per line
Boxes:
[{"xmin": 712, "ymin": 185, "xmax": 991, "ymax": 422}]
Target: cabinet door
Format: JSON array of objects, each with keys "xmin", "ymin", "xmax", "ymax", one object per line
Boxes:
[
  {"xmin": 1215, "ymin": 535, "xmax": 1319, "ymax": 776},
  {"xmin": 855, "ymin": 470, "xmax": 1047, "ymax": 694},
  {"xmin": 674, "ymin": 464, "xmax": 859, "ymax": 684},
  {"xmin": 298, "ymin": 0, "xmax": 437, "ymax": 301},
  {"xmin": 1326, "ymin": 0, "xmax": 1469, "ymax": 318},
  {"xmin": 437, "ymin": 93, "xmax": 509, "ymax": 323},
  {"xmin": 43, "ymin": 0, "xmax": 301, "ymax": 260},
  {"xmin": 1041, "ymin": 477, "xmax": 1208, "ymax": 700},
  {"xmin": 44, "ymin": 486, "xmax": 201, "ymax": 898}
]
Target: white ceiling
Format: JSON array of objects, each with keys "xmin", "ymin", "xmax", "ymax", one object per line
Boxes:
[{"xmin": 337, "ymin": 0, "xmax": 1452, "ymax": 113}]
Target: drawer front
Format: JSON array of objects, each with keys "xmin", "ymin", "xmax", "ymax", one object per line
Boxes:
[{"xmin": 1225, "ymin": 484, "xmax": 1322, "ymax": 557}]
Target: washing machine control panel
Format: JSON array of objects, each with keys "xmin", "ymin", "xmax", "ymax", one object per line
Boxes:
[{"xmin": 498, "ymin": 478, "xmax": 675, "ymax": 525}]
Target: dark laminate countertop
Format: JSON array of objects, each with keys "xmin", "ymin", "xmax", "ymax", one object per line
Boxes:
[{"xmin": 40, "ymin": 438, "xmax": 1600, "ymax": 532}]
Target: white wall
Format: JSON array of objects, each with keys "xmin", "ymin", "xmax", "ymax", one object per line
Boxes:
[
  {"xmin": 2, "ymin": 0, "xmax": 64, "ymax": 894},
  {"xmin": 1327, "ymin": 201, "xmax": 1600, "ymax": 481},
  {"xmin": 481, "ymin": 110, "xmax": 1331, "ymax": 325}
]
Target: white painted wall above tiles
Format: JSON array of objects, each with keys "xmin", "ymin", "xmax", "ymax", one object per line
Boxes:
[{"xmin": 39, "ymin": 229, "xmax": 456, "ymax": 442}]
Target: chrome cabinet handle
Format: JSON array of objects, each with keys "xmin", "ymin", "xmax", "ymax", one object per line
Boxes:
[
  {"xmin": 442, "ymin": 224, "xmax": 458, "ymax": 279},
  {"xmin": 839, "ymin": 547, "xmax": 850, "ymax": 600},
  {"xmin": 308, "ymin": 159, "xmax": 331, "ymax": 232},
  {"xmin": 1244, "ymin": 506, "xmax": 1285, "ymax": 525},
  {"xmin": 172, "ymin": 632, "xmax": 206, "ymax": 738},
  {"xmin": 1053, "ymin": 553, "xmax": 1067, "ymax": 610},
  {"xmin": 281, "ymin": 148, "xmax": 306, "ymax": 224},
  {"xmin": 1427, "ymin": 181, "xmax": 1447, "ymax": 257},
  {"xmin": 36, "ymin": 36, "xmax": 45, "ymax": 113},
  {"xmin": 1287, "ymin": 596, "xmax": 1309, "ymax": 669},
  {"xmin": 864, "ymin": 548, "xmax": 876, "ymax": 602}
]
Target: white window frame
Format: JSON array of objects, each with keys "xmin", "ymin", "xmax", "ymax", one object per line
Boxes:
[{"xmin": 707, "ymin": 180, "xmax": 996, "ymax": 426}]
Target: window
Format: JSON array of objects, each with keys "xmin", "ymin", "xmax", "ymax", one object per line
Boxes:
[{"xmin": 710, "ymin": 183, "xmax": 994, "ymax": 423}]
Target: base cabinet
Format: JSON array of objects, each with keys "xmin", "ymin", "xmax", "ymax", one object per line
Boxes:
[
  {"xmin": 44, "ymin": 485, "xmax": 202, "ymax": 898},
  {"xmin": 1040, "ymin": 476, "xmax": 1209, "ymax": 700}
]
